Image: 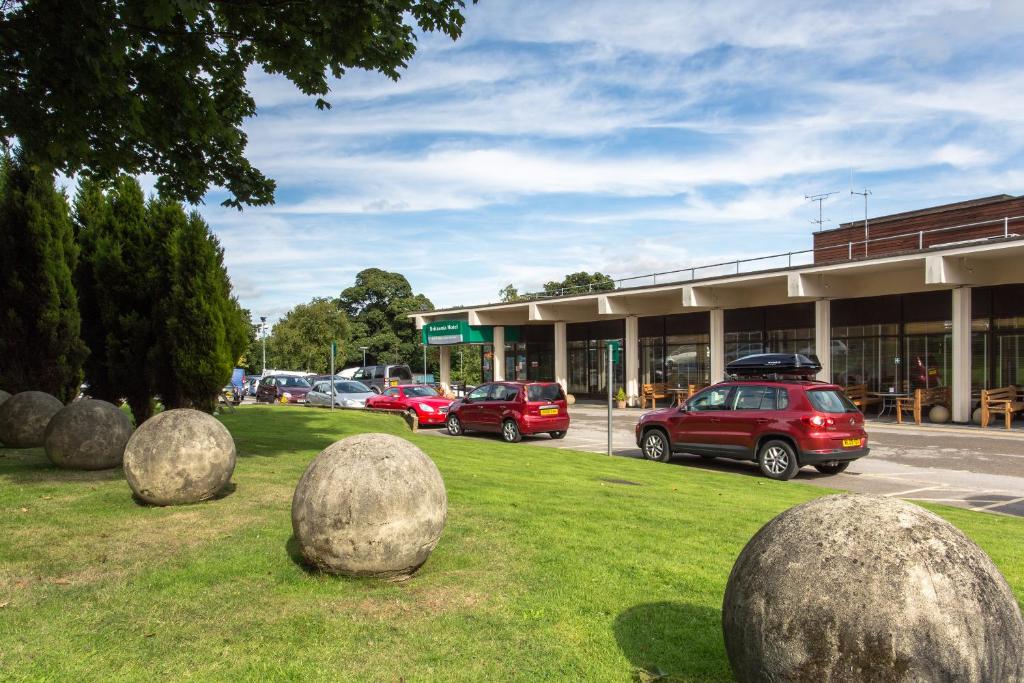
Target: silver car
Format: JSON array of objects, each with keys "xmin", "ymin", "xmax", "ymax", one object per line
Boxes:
[{"xmin": 306, "ymin": 380, "xmax": 375, "ymax": 408}]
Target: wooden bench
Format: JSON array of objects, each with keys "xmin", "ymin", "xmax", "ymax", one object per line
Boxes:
[
  {"xmin": 896, "ymin": 386, "xmax": 950, "ymax": 425},
  {"xmin": 981, "ymin": 386, "xmax": 1024, "ymax": 430},
  {"xmin": 843, "ymin": 384, "xmax": 881, "ymax": 412},
  {"xmin": 641, "ymin": 383, "xmax": 668, "ymax": 409}
]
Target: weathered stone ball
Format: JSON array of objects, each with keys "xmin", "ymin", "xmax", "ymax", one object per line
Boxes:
[
  {"xmin": 0, "ymin": 391, "xmax": 64, "ymax": 448},
  {"xmin": 722, "ymin": 494, "xmax": 1024, "ymax": 682},
  {"xmin": 972, "ymin": 406, "xmax": 984, "ymax": 424},
  {"xmin": 566, "ymin": 393, "xmax": 576, "ymax": 406},
  {"xmin": 44, "ymin": 399, "xmax": 133, "ymax": 470},
  {"xmin": 0, "ymin": 389, "xmax": 10, "ymax": 407},
  {"xmin": 929, "ymin": 404, "xmax": 951, "ymax": 424},
  {"xmin": 123, "ymin": 409, "xmax": 236, "ymax": 506},
  {"xmin": 292, "ymin": 433, "xmax": 447, "ymax": 579}
]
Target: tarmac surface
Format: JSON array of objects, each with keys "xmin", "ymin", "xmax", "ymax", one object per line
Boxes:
[{"xmin": 424, "ymin": 402, "xmax": 1024, "ymax": 518}]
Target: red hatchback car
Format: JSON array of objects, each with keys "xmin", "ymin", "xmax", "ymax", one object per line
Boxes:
[
  {"xmin": 364, "ymin": 385, "xmax": 454, "ymax": 426},
  {"xmin": 634, "ymin": 379, "xmax": 869, "ymax": 480},
  {"xmin": 445, "ymin": 381, "xmax": 570, "ymax": 442}
]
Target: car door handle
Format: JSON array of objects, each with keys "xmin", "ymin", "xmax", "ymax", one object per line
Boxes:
[
  {"xmin": 755, "ymin": 418, "xmax": 771, "ymax": 424},
  {"xmin": 709, "ymin": 417, "xmax": 721, "ymax": 423}
]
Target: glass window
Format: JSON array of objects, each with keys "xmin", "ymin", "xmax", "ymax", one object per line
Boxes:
[
  {"xmin": 389, "ymin": 366, "xmax": 412, "ymax": 380},
  {"xmin": 997, "ymin": 334, "xmax": 1024, "ymax": 386},
  {"xmin": 281, "ymin": 377, "xmax": 310, "ymax": 387},
  {"xmin": 640, "ymin": 336, "xmax": 665, "ymax": 385},
  {"xmin": 489, "ymin": 384, "xmax": 517, "ymax": 401},
  {"xmin": 527, "ymin": 384, "xmax": 564, "ymax": 402},
  {"xmin": 384, "ymin": 388, "xmax": 400, "ymax": 397},
  {"xmin": 830, "ymin": 330, "xmax": 899, "ymax": 392},
  {"xmin": 666, "ymin": 334, "xmax": 710, "ymax": 388},
  {"xmin": 725, "ymin": 330, "xmax": 763, "ymax": 364},
  {"xmin": 806, "ymin": 389, "xmax": 858, "ymax": 413},
  {"xmin": 373, "ymin": 366, "xmax": 385, "ymax": 379},
  {"xmin": 688, "ymin": 386, "xmax": 732, "ymax": 411},
  {"xmin": 568, "ymin": 340, "xmax": 588, "ymax": 394},
  {"xmin": 996, "ymin": 316, "xmax": 1024, "ymax": 330},
  {"xmin": 404, "ymin": 386, "xmax": 438, "ymax": 397},
  {"xmin": 732, "ymin": 386, "xmax": 767, "ymax": 410},
  {"xmin": 311, "ymin": 382, "xmax": 324, "ymax": 392},
  {"xmin": 336, "ymin": 381, "xmax": 370, "ymax": 394},
  {"xmin": 481, "ymin": 346, "xmax": 494, "ymax": 383},
  {"xmin": 468, "ymin": 384, "xmax": 490, "ymax": 401}
]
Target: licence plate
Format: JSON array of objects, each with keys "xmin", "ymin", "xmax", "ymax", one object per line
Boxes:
[
  {"xmin": 842, "ymin": 438, "xmax": 862, "ymax": 448},
  {"xmin": 540, "ymin": 408, "xmax": 558, "ymax": 416}
]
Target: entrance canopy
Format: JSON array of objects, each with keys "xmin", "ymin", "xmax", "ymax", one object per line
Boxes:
[{"xmin": 421, "ymin": 319, "xmax": 521, "ymax": 346}]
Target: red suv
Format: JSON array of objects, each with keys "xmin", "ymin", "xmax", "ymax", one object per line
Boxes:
[
  {"xmin": 634, "ymin": 380, "xmax": 869, "ymax": 480},
  {"xmin": 445, "ymin": 381, "xmax": 570, "ymax": 442}
]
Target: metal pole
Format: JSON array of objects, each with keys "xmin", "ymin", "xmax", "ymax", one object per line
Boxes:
[
  {"xmin": 330, "ymin": 341, "xmax": 336, "ymax": 411},
  {"xmin": 423, "ymin": 344, "xmax": 428, "ymax": 385},
  {"xmin": 260, "ymin": 316, "xmax": 267, "ymax": 374},
  {"xmin": 360, "ymin": 346, "xmax": 368, "ymax": 366},
  {"xmin": 607, "ymin": 343, "xmax": 613, "ymax": 457}
]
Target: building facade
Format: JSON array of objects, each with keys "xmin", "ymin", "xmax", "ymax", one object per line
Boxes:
[{"xmin": 414, "ymin": 196, "xmax": 1024, "ymax": 423}]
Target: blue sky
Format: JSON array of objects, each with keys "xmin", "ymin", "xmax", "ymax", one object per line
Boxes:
[{"xmin": 196, "ymin": 0, "xmax": 1024, "ymax": 321}]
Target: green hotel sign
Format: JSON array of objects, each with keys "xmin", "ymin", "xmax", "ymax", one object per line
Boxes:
[{"xmin": 421, "ymin": 320, "xmax": 521, "ymax": 345}]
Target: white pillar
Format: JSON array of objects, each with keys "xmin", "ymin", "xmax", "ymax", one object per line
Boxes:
[
  {"xmin": 814, "ymin": 299, "xmax": 832, "ymax": 383},
  {"xmin": 710, "ymin": 309, "xmax": 725, "ymax": 383},
  {"xmin": 492, "ymin": 326, "xmax": 505, "ymax": 381},
  {"xmin": 554, "ymin": 321, "xmax": 567, "ymax": 391},
  {"xmin": 625, "ymin": 315, "xmax": 639, "ymax": 406},
  {"xmin": 952, "ymin": 287, "xmax": 972, "ymax": 423},
  {"xmin": 439, "ymin": 345, "xmax": 451, "ymax": 387}
]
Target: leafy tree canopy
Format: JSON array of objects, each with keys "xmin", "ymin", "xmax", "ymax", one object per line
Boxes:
[
  {"xmin": 498, "ymin": 283, "xmax": 524, "ymax": 302},
  {"xmin": 0, "ymin": 0, "xmax": 472, "ymax": 208},
  {"xmin": 542, "ymin": 271, "xmax": 616, "ymax": 297},
  {"xmin": 271, "ymin": 297, "xmax": 350, "ymax": 374},
  {"xmin": 339, "ymin": 268, "xmax": 432, "ymax": 367}
]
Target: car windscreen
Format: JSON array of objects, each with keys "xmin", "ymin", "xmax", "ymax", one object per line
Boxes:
[
  {"xmin": 404, "ymin": 386, "xmax": 438, "ymax": 397},
  {"xmin": 335, "ymin": 381, "xmax": 370, "ymax": 394},
  {"xmin": 527, "ymin": 384, "xmax": 564, "ymax": 402},
  {"xmin": 806, "ymin": 389, "xmax": 858, "ymax": 413},
  {"xmin": 280, "ymin": 377, "xmax": 310, "ymax": 388},
  {"xmin": 389, "ymin": 366, "xmax": 413, "ymax": 380}
]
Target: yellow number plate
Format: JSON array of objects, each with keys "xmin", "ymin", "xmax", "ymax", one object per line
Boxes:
[
  {"xmin": 842, "ymin": 438, "xmax": 862, "ymax": 447},
  {"xmin": 540, "ymin": 408, "xmax": 558, "ymax": 416}
]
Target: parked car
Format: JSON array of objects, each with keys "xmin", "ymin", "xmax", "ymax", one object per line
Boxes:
[
  {"xmin": 365, "ymin": 384, "xmax": 454, "ymax": 426},
  {"xmin": 634, "ymin": 371, "xmax": 869, "ymax": 481},
  {"xmin": 222, "ymin": 383, "xmax": 242, "ymax": 406},
  {"xmin": 306, "ymin": 380, "xmax": 375, "ymax": 408},
  {"xmin": 351, "ymin": 364, "xmax": 415, "ymax": 393},
  {"xmin": 246, "ymin": 376, "xmax": 260, "ymax": 396},
  {"xmin": 444, "ymin": 381, "xmax": 570, "ymax": 442},
  {"xmin": 256, "ymin": 375, "xmax": 312, "ymax": 404},
  {"xmin": 230, "ymin": 368, "xmax": 246, "ymax": 401}
]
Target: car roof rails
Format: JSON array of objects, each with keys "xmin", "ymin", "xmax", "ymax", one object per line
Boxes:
[{"xmin": 725, "ymin": 353, "xmax": 822, "ymax": 380}]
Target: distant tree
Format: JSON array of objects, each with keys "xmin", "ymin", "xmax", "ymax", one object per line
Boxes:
[
  {"xmin": 499, "ymin": 283, "xmax": 525, "ymax": 302},
  {"xmin": 270, "ymin": 298, "xmax": 350, "ymax": 374},
  {"xmin": 0, "ymin": 1, "xmax": 473, "ymax": 208},
  {"xmin": 0, "ymin": 151, "xmax": 87, "ymax": 402},
  {"xmin": 543, "ymin": 271, "xmax": 615, "ymax": 296},
  {"xmin": 339, "ymin": 268, "xmax": 433, "ymax": 367}
]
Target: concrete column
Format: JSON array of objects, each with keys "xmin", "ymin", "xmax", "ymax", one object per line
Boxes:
[
  {"xmin": 951, "ymin": 287, "xmax": 972, "ymax": 423},
  {"xmin": 554, "ymin": 321, "xmax": 567, "ymax": 391},
  {"xmin": 814, "ymin": 299, "xmax": 832, "ymax": 382},
  {"xmin": 492, "ymin": 326, "xmax": 505, "ymax": 381},
  {"xmin": 625, "ymin": 315, "xmax": 639, "ymax": 406},
  {"xmin": 710, "ymin": 308, "xmax": 725, "ymax": 383},
  {"xmin": 439, "ymin": 345, "xmax": 451, "ymax": 387}
]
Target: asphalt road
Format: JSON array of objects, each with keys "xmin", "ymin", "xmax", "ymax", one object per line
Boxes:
[{"xmin": 424, "ymin": 404, "xmax": 1024, "ymax": 518}]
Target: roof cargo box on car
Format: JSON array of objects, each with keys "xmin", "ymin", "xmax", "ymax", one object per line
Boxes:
[{"xmin": 726, "ymin": 353, "xmax": 822, "ymax": 377}]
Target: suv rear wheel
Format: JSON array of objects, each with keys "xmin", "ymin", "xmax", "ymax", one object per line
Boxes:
[
  {"xmin": 446, "ymin": 415, "xmax": 462, "ymax": 436},
  {"xmin": 501, "ymin": 419, "xmax": 522, "ymax": 443},
  {"xmin": 814, "ymin": 461, "xmax": 850, "ymax": 475},
  {"xmin": 641, "ymin": 429, "xmax": 671, "ymax": 463},
  {"xmin": 758, "ymin": 440, "xmax": 800, "ymax": 481}
]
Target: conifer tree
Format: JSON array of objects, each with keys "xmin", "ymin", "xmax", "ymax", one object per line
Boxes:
[{"xmin": 0, "ymin": 152, "xmax": 87, "ymax": 401}]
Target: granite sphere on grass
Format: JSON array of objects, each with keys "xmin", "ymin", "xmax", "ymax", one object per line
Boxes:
[
  {"xmin": 123, "ymin": 409, "xmax": 236, "ymax": 506},
  {"xmin": 0, "ymin": 391, "xmax": 64, "ymax": 448},
  {"xmin": 722, "ymin": 494, "xmax": 1024, "ymax": 682},
  {"xmin": 291, "ymin": 433, "xmax": 447, "ymax": 579},
  {"xmin": 44, "ymin": 399, "xmax": 133, "ymax": 470}
]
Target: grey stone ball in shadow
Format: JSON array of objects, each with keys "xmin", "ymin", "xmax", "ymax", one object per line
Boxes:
[
  {"xmin": 722, "ymin": 494, "xmax": 1024, "ymax": 683},
  {"xmin": 123, "ymin": 409, "xmax": 236, "ymax": 506},
  {"xmin": 44, "ymin": 399, "xmax": 133, "ymax": 470},
  {"xmin": 0, "ymin": 391, "xmax": 64, "ymax": 448},
  {"xmin": 0, "ymin": 389, "xmax": 10, "ymax": 407},
  {"xmin": 291, "ymin": 433, "xmax": 447, "ymax": 579}
]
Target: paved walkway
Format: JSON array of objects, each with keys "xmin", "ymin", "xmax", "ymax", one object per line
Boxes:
[{"xmin": 425, "ymin": 403, "xmax": 1024, "ymax": 518}]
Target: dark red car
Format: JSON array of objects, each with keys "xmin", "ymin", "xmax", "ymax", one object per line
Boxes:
[
  {"xmin": 364, "ymin": 385, "xmax": 454, "ymax": 426},
  {"xmin": 256, "ymin": 375, "xmax": 312, "ymax": 404},
  {"xmin": 445, "ymin": 381, "xmax": 570, "ymax": 442},
  {"xmin": 634, "ymin": 379, "xmax": 869, "ymax": 480}
]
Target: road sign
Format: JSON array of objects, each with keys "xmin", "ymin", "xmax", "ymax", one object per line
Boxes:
[{"xmin": 607, "ymin": 340, "xmax": 620, "ymax": 363}]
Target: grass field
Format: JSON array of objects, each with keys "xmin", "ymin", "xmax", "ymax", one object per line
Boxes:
[{"xmin": 2, "ymin": 406, "xmax": 1022, "ymax": 681}]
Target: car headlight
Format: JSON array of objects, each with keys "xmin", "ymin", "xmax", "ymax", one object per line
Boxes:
[
  {"xmin": 283, "ymin": 392, "xmax": 292, "ymax": 399},
  {"xmin": 419, "ymin": 403, "xmax": 435, "ymax": 413}
]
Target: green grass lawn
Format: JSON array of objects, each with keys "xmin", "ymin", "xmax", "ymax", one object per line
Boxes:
[{"xmin": 2, "ymin": 406, "xmax": 1022, "ymax": 681}]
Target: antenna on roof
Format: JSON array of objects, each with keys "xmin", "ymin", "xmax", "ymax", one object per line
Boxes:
[
  {"xmin": 851, "ymin": 187, "xmax": 872, "ymax": 256},
  {"xmin": 805, "ymin": 191, "xmax": 838, "ymax": 231}
]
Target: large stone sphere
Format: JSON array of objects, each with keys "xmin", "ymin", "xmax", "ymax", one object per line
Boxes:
[
  {"xmin": 929, "ymin": 404, "xmax": 951, "ymax": 424},
  {"xmin": 44, "ymin": 399, "xmax": 133, "ymax": 470},
  {"xmin": 722, "ymin": 494, "xmax": 1024, "ymax": 682},
  {"xmin": 0, "ymin": 389, "xmax": 10, "ymax": 407},
  {"xmin": 291, "ymin": 433, "xmax": 447, "ymax": 579},
  {"xmin": 972, "ymin": 406, "xmax": 984, "ymax": 424},
  {"xmin": 0, "ymin": 391, "xmax": 64, "ymax": 448},
  {"xmin": 123, "ymin": 409, "xmax": 236, "ymax": 506}
]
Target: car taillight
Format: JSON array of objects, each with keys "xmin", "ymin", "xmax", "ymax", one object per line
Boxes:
[{"xmin": 802, "ymin": 414, "xmax": 834, "ymax": 430}]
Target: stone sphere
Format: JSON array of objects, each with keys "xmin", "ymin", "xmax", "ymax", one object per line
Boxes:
[
  {"xmin": 566, "ymin": 393, "xmax": 576, "ymax": 406},
  {"xmin": 929, "ymin": 404, "xmax": 951, "ymax": 424},
  {"xmin": 44, "ymin": 399, "xmax": 133, "ymax": 470},
  {"xmin": 291, "ymin": 433, "xmax": 447, "ymax": 579},
  {"xmin": 722, "ymin": 494, "xmax": 1024, "ymax": 683},
  {"xmin": 0, "ymin": 391, "xmax": 64, "ymax": 448},
  {"xmin": 972, "ymin": 406, "xmax": 984, "ymax": 424},
  {"xmin": 0, "ymin": 389, "xmax": 10, "ymax": 407},
  {"xmin": 123, "ymin": 409, "xmax": 236, "ymax": 506}
]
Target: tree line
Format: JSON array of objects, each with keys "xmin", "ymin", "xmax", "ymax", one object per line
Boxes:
[{"xmin": 0, "ymin": 152, "xmax": 250, "ymax": 422}]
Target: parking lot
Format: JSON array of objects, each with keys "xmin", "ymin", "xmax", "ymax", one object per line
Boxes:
[{"xmin": 426, "ymin": 403, "xmax": 1024, "ymax": 518}]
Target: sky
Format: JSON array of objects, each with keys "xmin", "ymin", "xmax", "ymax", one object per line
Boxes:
[{"xmin": 195, "ymin": 0, "xmax": 1024, "ymax": 322}]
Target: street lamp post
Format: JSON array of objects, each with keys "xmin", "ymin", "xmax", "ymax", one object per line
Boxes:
[
  {"xmin": 260, "ymin": 316, "xmax": 267, "ymax": 374},
  {"xmin": 360, "ymin": 346, "xmax": 369, "ymax": 366}
]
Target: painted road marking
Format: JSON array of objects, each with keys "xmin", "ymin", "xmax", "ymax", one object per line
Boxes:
[
  {"xmin": 885, "ymin": 485, "xmax": 943, "ymax": 497},
  {"xmin": 971, "ymin": 496, "xmax": 1024, "ymax": 511}
]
